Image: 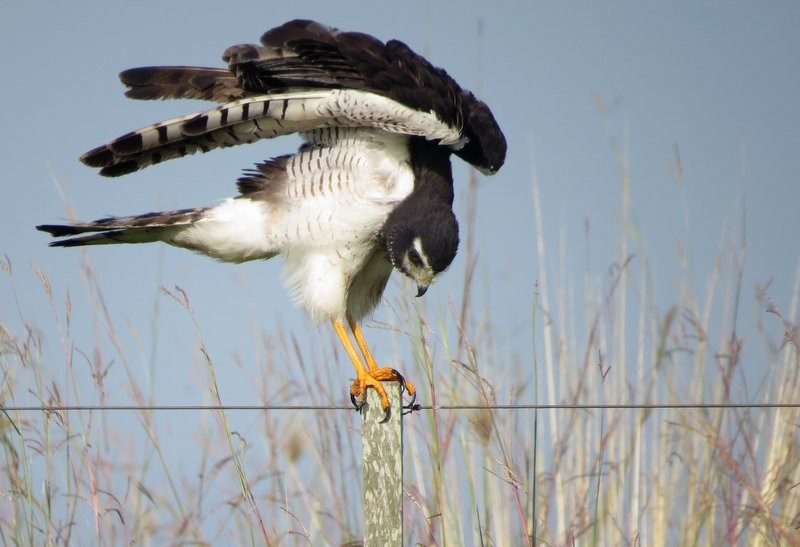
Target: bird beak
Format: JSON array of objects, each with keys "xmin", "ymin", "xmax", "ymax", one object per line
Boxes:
[{"xmin": 416, "ymin": 284, "xmax": 429, "ymax": 298}]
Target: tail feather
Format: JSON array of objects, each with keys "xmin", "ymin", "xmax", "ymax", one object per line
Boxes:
[
  {"xmin": 44, "ymin": 230, "xmax": 134, "ymax": 247},
  {"xmin": 37, "ymin": 208, "xmax": 207, "ymax": 247}
]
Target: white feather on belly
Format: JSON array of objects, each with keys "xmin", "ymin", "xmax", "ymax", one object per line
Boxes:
[{"xmin": 171, "ymin": 130, "xmax": 415, "ymax": 322}]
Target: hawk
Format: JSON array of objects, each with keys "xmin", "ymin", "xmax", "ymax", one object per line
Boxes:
[{"xmin": 37, "ymin": 20, "xmax": 506, "ymax": 414}]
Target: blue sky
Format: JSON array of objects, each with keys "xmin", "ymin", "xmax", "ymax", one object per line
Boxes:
[
  {"xmin": 2, "ymin": 1, "xmax": 799, "ymax": 541},
  {"xmin": 3, "ymin": 0, "xmax": 799, "ymax": 429},
  {"xmin": 3, "ymin": 2, "xmax": 796, "ymax": 344}
]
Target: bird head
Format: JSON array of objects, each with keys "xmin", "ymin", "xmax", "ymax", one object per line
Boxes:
[{"xmin": 382, "ymin": 207, "xmax": 459, "ymax": 297}]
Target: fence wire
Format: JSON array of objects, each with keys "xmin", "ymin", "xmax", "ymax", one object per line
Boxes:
[{"xmin": 3, "ymin": 402, "xmax": 800, "ymax": 412}]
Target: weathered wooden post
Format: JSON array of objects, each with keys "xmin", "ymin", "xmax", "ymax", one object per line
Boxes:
[{"xmin": 361, "ymin": 382, "xmax": 403, "ymax": 546}]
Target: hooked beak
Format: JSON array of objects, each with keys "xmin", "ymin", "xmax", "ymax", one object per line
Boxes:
[{"xmin": 416, "ymin": 284, "xmax": 429, "ymax": 298}]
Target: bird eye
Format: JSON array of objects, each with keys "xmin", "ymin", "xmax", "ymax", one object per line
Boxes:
[{"xmin": 408, "ymin": 249, "xmax": 424, "ymax": 267}]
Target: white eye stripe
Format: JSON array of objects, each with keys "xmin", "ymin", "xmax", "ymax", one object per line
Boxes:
[{"xmin": 411, "ymin": 236, "xmax": 430, "ymax": 269}]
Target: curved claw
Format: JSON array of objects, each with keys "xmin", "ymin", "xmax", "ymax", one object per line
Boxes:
[
  {"xmin": 347, "ymin": 366, "xmax": 415, "ymax": 417},
  {"xmin": 390, "ymin": 369, "xmax": 418, "ymax": 412},
  {"xmin": 391, "ymin": 369, "xmax": 406, "ymax": 393},
  {"xmin": 351, "ymin": 389, "xmax": 391, "ymax": 421}
]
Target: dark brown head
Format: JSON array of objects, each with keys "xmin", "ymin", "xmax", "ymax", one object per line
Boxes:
[{"xmin": 382, "ymin": 201, "xmax": 459, "ymax": 297}]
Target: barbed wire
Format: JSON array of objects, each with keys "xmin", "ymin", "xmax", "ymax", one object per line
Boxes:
[{"xmin": 2, "ymin": 402, "xmax": 800, "ymax": 412}]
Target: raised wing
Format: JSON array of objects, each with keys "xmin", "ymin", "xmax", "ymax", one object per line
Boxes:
[
  {"xmin": 121, "ymin": 66, "xmax": 243, "ymax": 102},
  {"xmin": 81, "ymin": 89, "xmax": 462, "ymax": 177},
  {"xmin": 81, "ymin": 19, "xmax": 506, "ymax": 177}
]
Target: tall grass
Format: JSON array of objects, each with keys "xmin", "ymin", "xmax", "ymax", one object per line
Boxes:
[{"xmin": 2, "ymin": 132, "xmax": 799, "ymax": 545}]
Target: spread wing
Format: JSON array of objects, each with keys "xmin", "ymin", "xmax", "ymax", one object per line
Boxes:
[
  {"xmin": 81, "ymin": 19, "xmax": 506, "ymax": 177},
  {"xmin": 81, "ymin": 90, "xmax": 462, "ymax": 177}
]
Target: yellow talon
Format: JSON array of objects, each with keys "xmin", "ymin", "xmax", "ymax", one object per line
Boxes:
[{"xmin": 333, "ymin": 317, "xmax": 415, "ymax": 411}]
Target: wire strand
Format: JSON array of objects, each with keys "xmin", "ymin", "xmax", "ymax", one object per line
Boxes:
[{"xmin": 3, "ymin": 402, "xmax": 800, "ymax": 412}]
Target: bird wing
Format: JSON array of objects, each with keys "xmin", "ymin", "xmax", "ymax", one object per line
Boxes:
[
  {"xmin": 81, "ymin": 89, "xmax": 462, "ymax": 177},
  {"xmin": 120, "ymin": 66, "xmax": 243, "ymax": 102},
  {"xmin": 81, "ymin": 20, "xmax": 506, "ymax": 178},
  {"xmin": 120, "ymin": 20, "xmax": 464, "ymax": 127},
  {"xmin": 44, "ymin": 128, "xmax": 415, "ymax": 258}
]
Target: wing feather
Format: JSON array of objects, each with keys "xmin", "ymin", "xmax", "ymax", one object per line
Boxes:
[
  {"xmin": 121, "ymin": 67, "xmax": 243, "ymax": 102},
  {"xmin": 81, "ymin": 19, "xmax": 506, "ymax": 178},
  {"xmin": 81, "ymin": 90, "xmax": 461, "ymax": 177},
  {"xmin": 36, "ymin": 208, "xmax": 207, "ymax": 246}
]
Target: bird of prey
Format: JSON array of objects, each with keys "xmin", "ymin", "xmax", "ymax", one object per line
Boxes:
[{"xmin": 37, "ymin": 20, "xmax": 506, "ymax": 414}]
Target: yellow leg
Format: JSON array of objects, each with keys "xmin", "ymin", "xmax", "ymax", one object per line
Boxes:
[
  {"xmin": 347, "ymin": 314, "xmax": 380, "ymax": 371},
  {"xmin": 346, "ymin": 315, "xmax": 417, "ymax": 401},
  {"xmin": 332, "ymin": 320, "xmax": 390, "ymax": 410}
]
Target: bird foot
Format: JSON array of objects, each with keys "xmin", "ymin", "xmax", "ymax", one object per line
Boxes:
[{"xmin": 349, "ymin": 367, "xmax": 417, "ymax": 418}]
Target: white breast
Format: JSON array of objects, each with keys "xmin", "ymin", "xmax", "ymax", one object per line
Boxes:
[
  {"xmin": 278, "ymin": 129, "xmax": 415, "ymax": 322},
  {"xmin": 169, "ymin": 128, "xmax": 414, "ymax": 322}
]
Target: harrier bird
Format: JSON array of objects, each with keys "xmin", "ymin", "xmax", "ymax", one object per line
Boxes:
[{"xmin": 38, "ymin": 20, "xmax": 506, "ymax": 414}]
